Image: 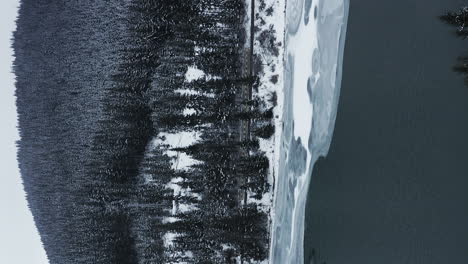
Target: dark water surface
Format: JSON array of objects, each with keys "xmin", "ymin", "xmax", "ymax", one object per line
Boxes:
[{"xmin": 304, "ymin": 0, "xmax": 468, "ymax": 263}]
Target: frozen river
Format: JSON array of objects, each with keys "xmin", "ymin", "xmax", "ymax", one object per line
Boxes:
[{"xmin": 269, "ymin": 0, "xmax": 349, "ymax": 263}]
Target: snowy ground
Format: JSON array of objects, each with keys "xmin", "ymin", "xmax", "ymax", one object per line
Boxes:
[
  {"xmin": 249, "ymin": 0, "xmax": 285, "ymax": 216},
  {"xmin": 269, "ymin": 0, "xmax": 349, "ymax": 263},
  {"xmin": 150, "ymin": 130, "xmax": 201, "ymax": 262},
  {"xmin": 137, "ymin": 0, "xmax": 349, "ymax": 262}
]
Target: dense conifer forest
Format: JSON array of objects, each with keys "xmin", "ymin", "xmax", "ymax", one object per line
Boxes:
[{"xmin": 14, "ymin": 0, "xmax": 276, "ymax": 263}]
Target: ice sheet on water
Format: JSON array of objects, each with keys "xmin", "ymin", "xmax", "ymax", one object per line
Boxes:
[{"xmin": 269, "ymin": 0, "xmax": 349, "ymax": 263}]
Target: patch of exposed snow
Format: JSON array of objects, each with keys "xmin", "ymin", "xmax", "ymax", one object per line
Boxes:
[
  {"xmin": 194, "ymin": 46, "xmax": 215, "ymax": 56},
  {"xmin": 153, "ymin": 130, "xmax": 202, "ymax": 171},
  {"xmin": 174, "ymin": 88, "xmax": 215, "ymax": 98},
  {"xmin": 142, "ymin": 173, "xmax": 154, "ymax": 184},
  {"xmin": 184, "ymin": 65, "xmax": 222, "ymax": 83},
  {"xmin": 154, "ymin": 131, "xmax": 201, "ymax": 149},
  {"xmin": 183, "ymin": 108, "xmax": 197, "ymax": 116},
  {"xmin": 162, "ymin": 217, "xmax": 180, "ymax": 224},
  {"xmin": 170, "ymin": 152, "xmax": 201, "ymax": 171},
  {"xmin": 185, "ymin": 66, "xmax": 205, "ymax": 82},
  {"xmin": 166, "ymin": 177, "xmax": 199, "ymax": 216},
  {"xmin": 178, "ymin": 203, "xmax": 198, "ymax": 214},
  {"xmin": 163, "ymin": 232, "xmax": 178, "ymax": 248}
]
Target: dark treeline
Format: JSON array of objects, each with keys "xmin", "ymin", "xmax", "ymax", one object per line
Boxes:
[
  {"xmin": 441, "ymin": 7, "xmax": 468, "ymax": 84},
  {"xmin": 15, "ymin": 0, "xmax": 274, "ymax": 263},
  {"xmin": 440, "ymin": 7, "xmax": 468, "ymax": 38}
]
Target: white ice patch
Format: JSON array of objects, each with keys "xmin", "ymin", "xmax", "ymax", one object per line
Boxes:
[
  {"xmin": 289, "ymin": 21, "xmax": 317, "ymax": 149},
  {"xmin": 269, "ymin": 0, "xmax": 349, "ymax": 263}
]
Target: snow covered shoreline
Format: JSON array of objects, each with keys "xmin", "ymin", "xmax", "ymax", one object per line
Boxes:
[
  {"xmin": 248, "ymin": 0, "xmax": 286, "ymax": 255},
  {"xmin": 269, "ymin": 0, "xmax": 349, "ymax": 263}
]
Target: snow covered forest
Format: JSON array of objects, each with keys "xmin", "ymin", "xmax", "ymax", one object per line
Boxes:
[{"xmin": 14, "ymin": 0, "xmax": 282, "ymax": 263}]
